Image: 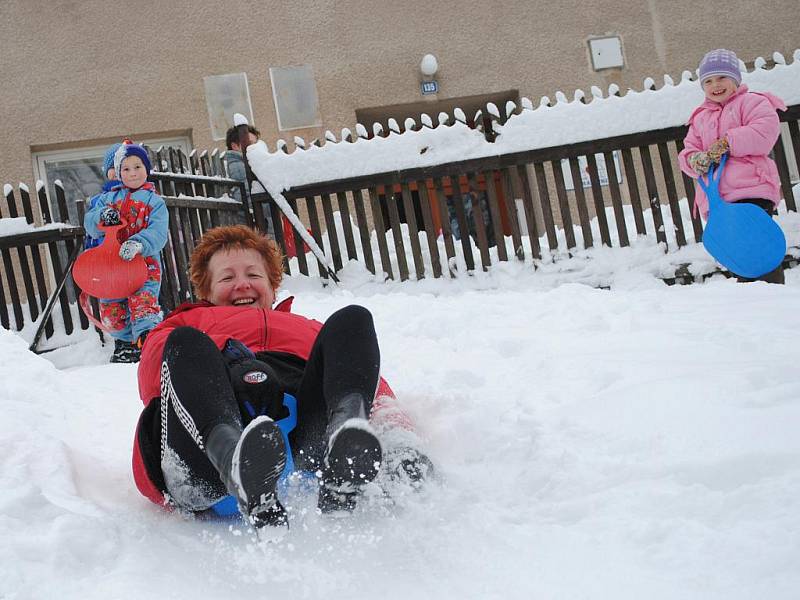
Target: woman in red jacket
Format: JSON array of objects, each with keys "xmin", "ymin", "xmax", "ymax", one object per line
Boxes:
[{"xmin": 134, "ymin": 225, "xmax": 429, "ymax": 536}]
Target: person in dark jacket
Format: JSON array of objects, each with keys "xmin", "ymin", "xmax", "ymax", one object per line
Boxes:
[
  {"xmin": 224, "ymin": 124, "xmax": 275, "ymax": 234},
  {"xmin": 224, "ymin": 124, "xmax": 259, "ymax": 198},
  {"xmin": 134, "ymin": 225, "xmax": 431, "ymax": 538}
]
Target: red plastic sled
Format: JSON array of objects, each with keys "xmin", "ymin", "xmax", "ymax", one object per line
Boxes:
[
  {"xmin": 73, "ymin": 221, "xmax": 148, "ymax": 299},
  {"xmin": 78, "ymin": 291, "xmax": 107, "ymax": 332}
]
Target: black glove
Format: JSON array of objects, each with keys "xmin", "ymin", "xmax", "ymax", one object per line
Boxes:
[
  {"xmin": 222, "ymin": 338, "xmax": 288, "ymax": 423},
  {"xmin": 100, "ymin": 206, "xmax": 121, "ymax": 226}
]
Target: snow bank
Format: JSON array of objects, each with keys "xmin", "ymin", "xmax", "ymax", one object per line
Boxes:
[{"xmin": 3, "ymin": 268, "xmax": 800, "ymax": 599}]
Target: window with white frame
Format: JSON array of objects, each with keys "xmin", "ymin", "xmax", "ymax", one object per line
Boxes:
[
  {"xmin": 269, "ymin": 65, "xmax": 322, "ymax": 131},
  {"xmin": 32, "ymin": 135, "xmax": 191, "ymax": 226}
]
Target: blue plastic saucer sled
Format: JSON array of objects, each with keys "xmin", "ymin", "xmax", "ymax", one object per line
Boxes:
[{"xmin": 699, "ymin": 154, "xmax": 786, "ymax": 279}]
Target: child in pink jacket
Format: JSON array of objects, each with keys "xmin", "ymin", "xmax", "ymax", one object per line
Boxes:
[{"xmin": 678, "ymin": 48, "xmax": 787, "ymax": 283}]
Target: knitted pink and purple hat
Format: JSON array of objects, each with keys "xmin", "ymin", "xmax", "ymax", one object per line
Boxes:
[{"xmin": 698, "ymin": 49, "xmax": 742, "ymax": 85}]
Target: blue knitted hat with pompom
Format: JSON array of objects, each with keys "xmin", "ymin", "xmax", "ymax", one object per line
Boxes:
[{"xmin": 102, "ymin": 142, "xmax": 122, "ymax": 177}]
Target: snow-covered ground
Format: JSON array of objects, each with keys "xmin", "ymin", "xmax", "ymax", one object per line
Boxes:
[{"xmin": 2, "ymin": 252, "xmax": 800, "ymax": 600}]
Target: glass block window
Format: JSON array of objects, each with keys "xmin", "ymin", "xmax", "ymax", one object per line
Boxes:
[
  {"xmin": 203, "ymin": 73, "xmax": 254, "ymax": 141},
  {"xmin": 269, "ymin": 65, "xmax": 322, "ymax": 131}
]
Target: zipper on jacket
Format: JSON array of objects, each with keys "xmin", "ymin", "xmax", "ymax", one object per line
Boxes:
[{"xmin": 261, "ymin": 309, "xmax": 268, "ymax": 349}]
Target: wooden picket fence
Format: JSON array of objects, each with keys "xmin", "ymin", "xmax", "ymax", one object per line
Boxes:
[
  {"xmin": 246, "ymin": 103, "xmax": 800, "ymax": 282},
  {"xmin": 0, "ymin": 182, "xmax": 86, "ymax": 336},
  {"xmin": 147, "ymin": 171, "xmax": 250, "ymax": 312},
  {"xmin": 2, "ymin": 103, "xmax": 799, "ymax": 348}
]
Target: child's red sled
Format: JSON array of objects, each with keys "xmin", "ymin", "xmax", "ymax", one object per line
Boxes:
[{"xmin": 73, "ymin": 221, "xmax": 148, "ymax": 299}]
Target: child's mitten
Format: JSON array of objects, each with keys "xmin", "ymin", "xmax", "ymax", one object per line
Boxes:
[
  {"xmin": 688, "ymin": 151, "xmax": 711, "ymax": 175},
  {"xmin": 707, "ymin": 137, "xmax": 729, "ymax": 163},
  {"xmin": 100, "ymin": 206, "xmax": 121, "ymax": 226},
  {"xmin": 119, "ymin": 240, "xmax": 143, "ymax": 261}
]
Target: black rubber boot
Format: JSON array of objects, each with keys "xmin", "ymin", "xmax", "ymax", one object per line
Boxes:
[
  {"xmin": 110, "ymin": 339, "xmax": 140, "ymax": 363},
  {"xmin": 318, "ymin": 394, "xmax": 382, "ymax": 513},
  {"xmin": 205, "ymin": 416, "xmax": 288, "ymax": 533}
]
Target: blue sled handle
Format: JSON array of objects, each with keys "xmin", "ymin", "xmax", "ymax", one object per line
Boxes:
[
  {"xmin": 210, "ymin": 393, "xmax": 298, "ymax": 517},
  {"xmin": 697, "ymin": 153, "xmax": 727, "ymax": 211}
]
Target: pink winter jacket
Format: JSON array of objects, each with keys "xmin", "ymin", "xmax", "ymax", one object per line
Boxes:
[{"xmin": 678, "ymin": 84, "xmax": 786, "ymax": 218}]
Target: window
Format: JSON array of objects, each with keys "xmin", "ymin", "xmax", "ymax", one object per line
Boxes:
[
  {"xmin": 355, "ymin": 91, "xmax": 520, "ymax": 238},
  {"xmin": 32, "ymin": 135, "xmax": 191, "ymax": 226},
  {"xmin": 269, "ymin": 65, "xmax": 322, "ymax": 131},
  {"xmin": 203, "ymin": 73, "xmax": 254, "ymax": 141}
]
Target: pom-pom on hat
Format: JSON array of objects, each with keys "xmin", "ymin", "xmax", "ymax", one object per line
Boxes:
[
  {"xmin": 102, "ymin": 142, "xmax": 123, "ymax": 178},
  {"xmin": 698, "ymin": 49, "xmax": 742, "ymax": 85},
  {"xmin": 113, "ymin": 138, "xmax": 152, "ymax": 176}
]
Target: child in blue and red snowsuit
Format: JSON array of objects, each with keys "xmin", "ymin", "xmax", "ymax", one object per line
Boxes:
[{"xmin": 84, "ymin": 140, "xmax": 169, "ymax": 362}]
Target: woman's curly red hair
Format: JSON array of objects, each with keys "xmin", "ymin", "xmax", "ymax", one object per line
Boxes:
[{"xmin": 190, "ymin": 225, "xmax": 284, "ymax": 301}]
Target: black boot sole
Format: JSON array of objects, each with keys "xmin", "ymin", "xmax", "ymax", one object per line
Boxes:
[
  {"xmin": 232, "ymin": 417, "xmax": 288, "ymax": 530},
  {"xmin": 324, "ymin": 424, "xmax": 383, "ymax": 491}
]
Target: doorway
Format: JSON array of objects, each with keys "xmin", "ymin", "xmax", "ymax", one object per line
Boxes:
[{"xmin": 355, "ymin": 91, "xmax": 520, "ymax": 244}]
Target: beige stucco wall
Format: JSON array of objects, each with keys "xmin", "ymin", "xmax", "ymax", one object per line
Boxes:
[{"xmin": 1, "ymin": 0, "xmax": 798, "ymax": 189}]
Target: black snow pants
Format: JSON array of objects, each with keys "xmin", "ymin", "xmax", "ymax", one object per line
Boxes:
[{"xmin": 158, "ymin": 304, "xmax": 381, "ymax": 511}]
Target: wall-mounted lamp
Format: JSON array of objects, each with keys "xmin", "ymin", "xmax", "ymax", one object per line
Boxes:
[{"xmin": 420, "ymin": 54, "xmax": 439, "ymax": 78}]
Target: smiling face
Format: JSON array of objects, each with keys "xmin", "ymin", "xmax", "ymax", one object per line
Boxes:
[
  {"xmin": 702, "ymin": 75, "xmax": 738, "ymax": 104},
  {"xmin": 119, "ymin": 155, "xmax": 148, "ymax": 189},
  {"xmin": 206, "ymin": 247, "xmax": 275, "ymax": 308}
]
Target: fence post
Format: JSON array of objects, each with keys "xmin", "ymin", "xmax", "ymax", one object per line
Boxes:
[{"xmin": 29, "ymin": 242, "xmax": 81, "ymax": 353}]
